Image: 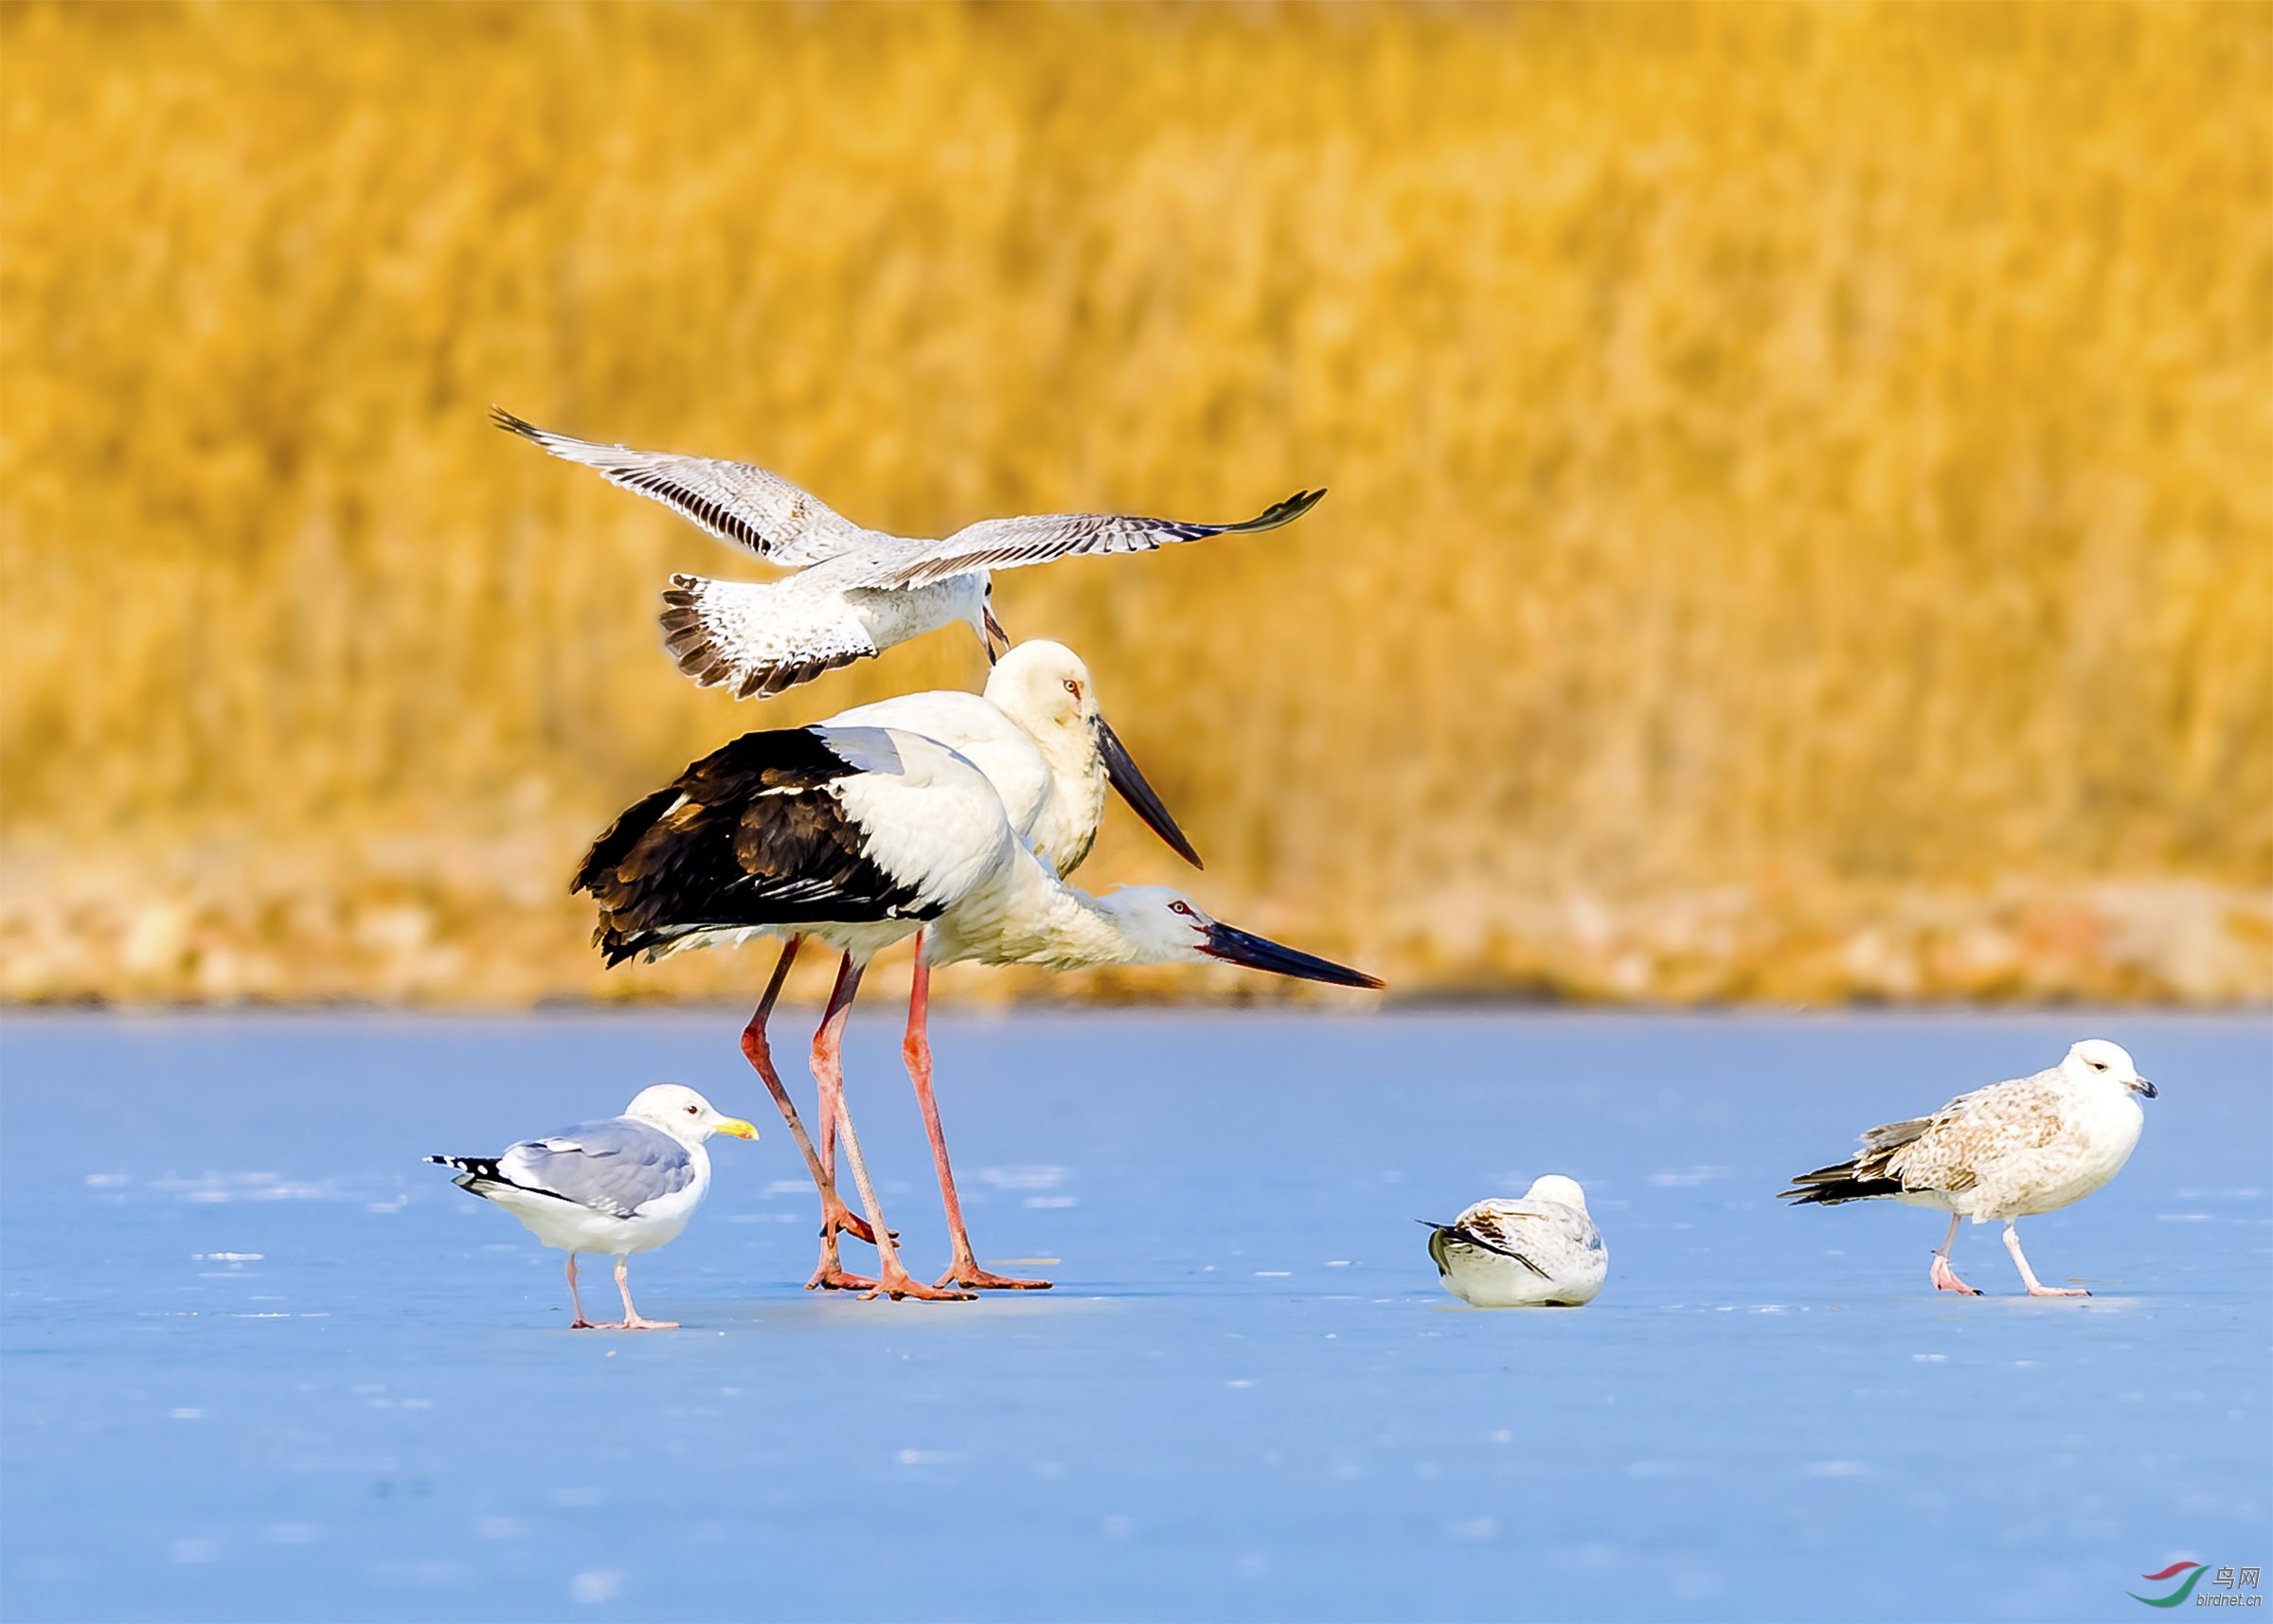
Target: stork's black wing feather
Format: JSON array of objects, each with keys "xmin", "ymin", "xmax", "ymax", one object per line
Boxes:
[{"xmin": 572, "ymin": 728, "xmax": 940, "ymax": 964}]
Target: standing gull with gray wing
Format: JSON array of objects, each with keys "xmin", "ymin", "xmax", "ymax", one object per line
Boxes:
[
  {"xmin": 493, "ymin": 408, "xmax": 1325, "ymax": 697},
  {"xmin": 427, "ymin": 1084, "xmax": 757, "ymax": 1330}
]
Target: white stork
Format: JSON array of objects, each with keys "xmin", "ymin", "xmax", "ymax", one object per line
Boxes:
[
  {"xmin": 494, "ymin": 408, "xmax": 1324, "ymax": 697},
  {"xmin": 685, "ymin": 641, "xmax": 1202, "ymax": 1293},
  {"xmin": 573, "ymin": 723, "xmax": 1378, "ymax": 1301},
  {"xmin": 787, "ymin": 641, "xmax": 1201, "ymax": 1290}
]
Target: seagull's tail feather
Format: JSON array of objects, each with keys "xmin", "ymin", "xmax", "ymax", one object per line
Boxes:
[
  {"xmin": 424, "ymin": 1153, "xmax": 506, "ymax": 1198},
  {"xmin": 659, "ymin": 575, "xmax": 872, "ymax": 700},
  {"xmin": 1780, "ymin": 1115, "xmax": 1934, "ymax": 1205}
]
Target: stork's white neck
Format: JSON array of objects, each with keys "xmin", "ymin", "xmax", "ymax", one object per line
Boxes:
[
  {"xmin": 923, "ymin": 848, "xmax": 1154, "ymax": 972},
  {"xmin": 1025, "ymin": 723, "xmax": 1107, "ymax": 877}
]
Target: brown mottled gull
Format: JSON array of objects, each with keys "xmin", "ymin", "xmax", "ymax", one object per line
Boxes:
[{"xmin": 1781, "ymin": 1039, "xmax": 2157, "ymax": 1297}]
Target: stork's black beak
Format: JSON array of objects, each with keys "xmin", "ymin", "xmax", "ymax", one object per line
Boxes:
[
  {"xmin": 982, "ymin": 604, "xmax": 1010, "ymax": 664},
  {"xmin": 1095, "ymin": 715, "xmax": 1203, "ymax": 869},
  {"xmin": 1200, "ymin": 920, "xmax": 1384, "ymax": 990},
  {"xmin": 2133, "ymin": 1077, "xmax": 2158, "ymax": 1099}
]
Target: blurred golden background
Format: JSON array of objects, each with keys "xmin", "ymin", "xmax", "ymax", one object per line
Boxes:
[{"xmin": 3, "ymin": 0, "xmax": 2267, "ymax": 1007}]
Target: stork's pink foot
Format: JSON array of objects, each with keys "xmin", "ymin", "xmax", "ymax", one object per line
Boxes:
[
  {"xmin": 807, "ymin": 1262, "xmax": 880, "ymax": 1292},
  {"xmin": 938, "ymin": 1262, "xmax": 1052, "ymax": 1291},
  {"xmin": 863, "ymin": 1262, "xmax": 975, "ymax": 1303},
  {"xmin": 1930, "ymin": 1254, "xmax": 1981, "ymax": 1295},
  {"xmin": 824, "ymin": 1199, "xmax": 882, "ymax": 1247},
  {"xmin": 2024, "ymin": 1283, "xmax": 2089, "ymax": 1298}
]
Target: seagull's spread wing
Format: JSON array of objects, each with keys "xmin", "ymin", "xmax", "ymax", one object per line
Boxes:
[
  {"xmin": 658, "ymin": 572, "xmax": 879, "ymax": 699},
  {"xmin": 844, "ymin": 489, "xmax": 1328, "ymax": 591},
  {"xmin": 492, "ymin": 1118, "xmax": 696, "ymax": 1218},
  {"xmin": 495, "ymin": 408, "xmax": 869, "ymax": 566}
]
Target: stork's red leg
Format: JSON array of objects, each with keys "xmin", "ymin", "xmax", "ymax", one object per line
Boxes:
[
  {"xmin": 809, "ymin": 955, "xmax": 970, "ymax": 1303},
  {"xmin": 740, "ymin": 936, "xmax": 877, "ymax": 1248},
  {"xmin": 902, "ymin": 942, "xmax": 1050, "ymax": 1291}
]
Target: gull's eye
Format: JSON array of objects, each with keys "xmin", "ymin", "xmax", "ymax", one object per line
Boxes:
[
  {"xmin": 2090, "ymin": 1060, "xmax": 2107, "ymax": 1070},
  {"xmin": 686, "ymin": 1104, "xmax": 700, "ymax": 1114}
]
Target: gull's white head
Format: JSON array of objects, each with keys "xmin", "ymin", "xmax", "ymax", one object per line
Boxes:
[
  {"xmin": 1524, "ymin": 1174, "xmax": 1589, "ymax": 1211},
  {"xmin": 985, "ymin": 640, "xmax": 1099, "ymax": 739},
  {"xmin": 2062, "ymin": 1039, "xmax": 2156, "ymax": 1098},
  {"xmin": 1089, "ymin": 888, "xmax": 1384, "ymax": 988},
  {"xmin": 623, "ymin": 1084, "xmax": 760, "ymax": 1144}
]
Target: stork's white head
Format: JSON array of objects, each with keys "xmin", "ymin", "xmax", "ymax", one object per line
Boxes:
[
  {"xmin": 985, "ymin": 641, "xmax": 1099, "ymax": 738},
  {"xmin": 2062, "ymin": 1039, "xmax": 2156, "ymax": 1098},
  {"xmin": 989, "ymin": 640, "xmax": 1203, "ymax": 868},
  {"xmin": 1091, "ymin": 888, "xmax": 1383, "ymax": 988},
  {"xmin": 1524, "ymin": 1174, "xmax": 1589, "ymax": 1211},
  {"xmin": 623, "ymin": 1084, "xmax": 760, "ymax": 1144}
]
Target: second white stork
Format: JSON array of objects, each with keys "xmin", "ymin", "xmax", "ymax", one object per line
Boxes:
[{"xmin": 573, "ymin": 723, "xmax": 1378, "ymax": 1300}]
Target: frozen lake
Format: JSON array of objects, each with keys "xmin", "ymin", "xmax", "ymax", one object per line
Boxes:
[{"xmin": 2, "ymin": 1011, "xmax": 2265, "ymax": 1621}]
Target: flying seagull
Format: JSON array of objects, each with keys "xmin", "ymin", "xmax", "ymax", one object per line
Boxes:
[
  {"xmin": 494, "ymin": 408, "xmax": 1326, "ymax": 698},
  {"xmin": 1781, "ymin": 1039, "xmax": 2156, "ymax": 1296},
  {"xmin": 1425, "ymin": 1176, "xmax": 1608, "ymax": 1308},
  {"xmin": 427, "ymin": 1084, "xmax": 757, "ymax": 1329}
]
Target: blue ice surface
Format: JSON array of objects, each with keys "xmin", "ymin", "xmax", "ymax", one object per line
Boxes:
[{"xmin": 1, "ymin": 1010, "xmax": 2265, "ymax": 1623}]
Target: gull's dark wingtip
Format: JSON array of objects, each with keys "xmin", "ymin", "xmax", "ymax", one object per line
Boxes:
[
  {"xmin": 491, "ymin": 405, "xmax": 544, "ymax": 440},
  {"xmin": 1228, "ymin": 487, "xmax": 1329, "ymax": 534}
]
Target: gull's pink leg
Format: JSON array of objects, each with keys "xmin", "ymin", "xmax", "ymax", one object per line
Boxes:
[
  {"xmin": 604, "ymin": 1255, "xmax": 679, "ymax": 1330},
  {"xmin": 1929, "ymin": 1214, "xmax": 1981, "ymax": 1295},
  {"xmin": 566, "ymin": 1252, "xmax": 598, "ymax": 1329},
  {"xmin": 901, "ymin": 942, "xmax": 1049, "ymax": 1291},
  {"xmin": 740, "ymin": 936, "xmax": 878, "ymax": 1250},
  {"xmin": 809, "ymin": 955, "xmax": 970, "ymax": 1303},
  {"xmin": 2003, "ymin": 1221, "xmax": 2088, "ymax": 1297}
]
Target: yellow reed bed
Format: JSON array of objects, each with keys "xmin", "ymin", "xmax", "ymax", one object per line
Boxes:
[{"xmin": 2, "ymin": 2, "xmax": 2267, "ymax": 1005}]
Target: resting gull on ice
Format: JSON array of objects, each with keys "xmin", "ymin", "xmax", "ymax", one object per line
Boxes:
[
  {"xmin": 493, "ymin": 408, "xmax": 1325, "ymax": 697},
  {"xmin": 1425, "ymin": 1176, "xmax": 1607, "ymax": 1308},
  {"xmin": 427, "ymin": 1084, "xmax": 757, "ymax": 1329},
  {"xmin": 1781, "ymin": 1039, "xmax": 2156, "ymax": 1296}
]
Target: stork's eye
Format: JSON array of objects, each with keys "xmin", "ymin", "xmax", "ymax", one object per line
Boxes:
[
  {"xmin": 1170, "ymin": 901, "xmax": 1194, "ymax": 917},
  {"xmin": 1064, "ymin": 679, "xmax": 1081, "ymax": 698}
]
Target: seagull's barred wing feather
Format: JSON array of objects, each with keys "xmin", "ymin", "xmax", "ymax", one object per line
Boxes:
[
  {"xmin": 847, "ymin": 489, "xmax": 1328, "ymax": 591},
  {"xmin": 494, "ymin": 408, "xmax": 868, "ymax": 566},
  {"xmin": 659, "ymin": 573, "xmax": 878, "ymax": 699}
]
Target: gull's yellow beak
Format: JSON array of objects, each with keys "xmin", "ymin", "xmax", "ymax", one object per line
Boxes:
[{"xmin": 714, "ymin": 1117, "xmax": 760, "ymax": 1141}]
